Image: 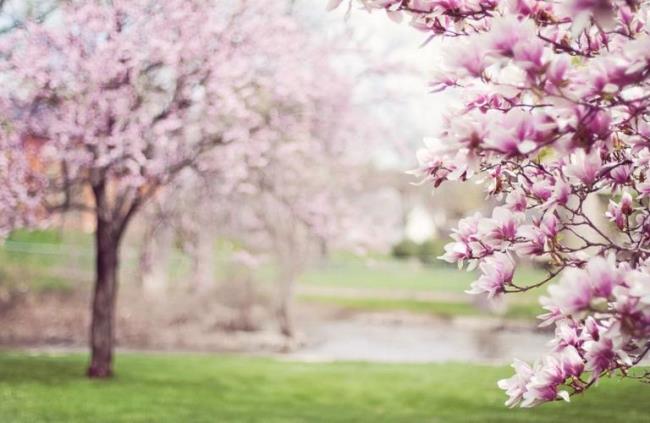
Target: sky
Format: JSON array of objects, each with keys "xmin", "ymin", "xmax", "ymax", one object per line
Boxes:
[
  {"xmin": 300, "ymin": 2, "xmax": 451, "ymax": 240},
  {"xmin": 297, "ymin": 1, "xmax": 452, "ymax": 169}
]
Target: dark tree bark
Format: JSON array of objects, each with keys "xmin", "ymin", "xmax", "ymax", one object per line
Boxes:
[
  {"xmin": 87, "ymin": 215, "xmax": 121, "ymax": 378},
  {"xmin": 277, "ymin": 297, "xmax": 294, "ymax": 338},
  {"xmin": 87, "ymin": 181, "xmax": 132, "ymax": 379},
  {"xmin": 276, "ymin": 269, "xmax": 296, "ymax": 338}
]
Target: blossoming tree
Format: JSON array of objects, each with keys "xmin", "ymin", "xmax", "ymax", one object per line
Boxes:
[
  {"xmin": 0, "ymin": 120, "xmax": 45, "ymax": 238},
  {"xmin": 0, "ymin": 0, "xmax": 325, "ymax": 378},
  {"xmin": 136, "ymin": 25, "xmax": 385, "ymax": 336},
  {"xmin": 332, "ymin": 0, "xmax": 650, "ymax": 407},
  {"xmin": 210, "ymin": 70, "xmax": 377, "ymax": 337}
]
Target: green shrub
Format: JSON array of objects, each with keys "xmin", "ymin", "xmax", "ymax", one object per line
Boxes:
[
  {"xmin": 391, "ymin": 239, "xmax": 419, "ymax": 260},
  {"xmin": 418, "ymin": 239, "xmax": 444, "ymax": 265}
]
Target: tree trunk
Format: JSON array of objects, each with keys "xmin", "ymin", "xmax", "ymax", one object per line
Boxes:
[
  {"xmin": 190, "ymin": 227, "xmax": 215, "ymax": 293},
  {"xmin": 140, "ymin": 223, "xmax": 172, "ymax": 298},
  {"xmin": 138, "ymin": 224, "xmax": 155, "ymax": 288},
  {"xmin": 87, "ymin": 214, "xmax": 121, "ymax": 378},
  {"xmin": 277, "ymin": 295, "xmax": 294, "ymax": 338},
  {"xmin": 276, "ymin": 266, "xmax": 296, "ymax": 338}
]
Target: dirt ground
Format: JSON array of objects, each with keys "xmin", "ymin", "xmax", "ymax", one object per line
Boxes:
[{"xmin": 0, "ymin": 287, "xmax": 302, "ymax": 353}]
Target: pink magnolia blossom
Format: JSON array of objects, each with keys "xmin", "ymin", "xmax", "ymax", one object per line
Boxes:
[
  {"xmin": 497, "ymin": 359, "xmax": 534, "ymax": 408},
  {"xmin": 585, "ymin": 254, "xmax": 623, "ymax": 298},
  {"xmin": 608, "ymin": 164, "xmax": 632, "ymax": 186},
  {"xmin": 539, "ymin": 214, "xmax": 559, "ymax": 239},
  {"xmin": 447, "ymin": 40, "xmax": 489, "ymax": 78},
  {"xmin": 481, "ymin": 207, "xmax": 518, "ymax": 242},
  {"xmin": 544, "ymin": 179, "xmax": 572, "ymax": 208},
  {"xmin": 488, "ymin": 16, "xmax": 538, "ymax": 59},
  {"xmin": 335, "ymin": 0, "xmax": 650, "ymax": 406},
  {"xmin": 546, "ymin": 56, "xmax": 570, "ymax": 88},
  {"xmin": 584, "ymin": 326, "xmax": 630, "ymax": 380},
  {"xmin": 605, "ymin": 191, "xmax": 634, "ymax": 229},
  {"xmin": 545, "ymin": 268, "xmax": 593, "ymax": 316},
  {"xmin": 466, "ymin": 252, "xmax": 514, "ymax": 298},
  {"xmin": 530, "ymin": 179, "xmax": 553, "ymax": 202},
  {"xmin": 520, "ymin": 352, "xmax": 575, "ymax": 407},
  {"xmin": 514, "ymin": 224, "xmax": 547, "ymax": 257},
  {"xmin": 638, "ymin": 181, "xmax": 650, "ymax": 198},
  {"xmin": 564, "ymin": 149, "xmax": 602, "ymax": 185},
  {"xmin": 440, "ymin": 241, "xmax": 472, "ymax": 264},
  {"xmin": 606, "ymin": 198, "xmax": 628, "ymax": 230},
  {"xmin": 485, "ymin": 110, "xmax": 555, "ymax": 155},
  {"xmin": 505, "ymin": 189, "xmax": 527, "ymax": 212},
  {"xmin": 629, "ymin": 271, "xmax": 650, "ymax": 305},
  {"xmin": 620, "ymin": 191, "xmax": 634, "ymax": 214},
  {"xmin": 550, "ymin": 321, "xmax": 581, "ymax": 351},
  {"xmin": 582, "ymin": 316, "xmax": 603, "ymax": 342}
]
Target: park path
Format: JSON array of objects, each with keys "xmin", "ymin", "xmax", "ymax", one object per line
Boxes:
[{"xmin": 297, "ymin": 285, "xmax": 468, "ymax": 302}]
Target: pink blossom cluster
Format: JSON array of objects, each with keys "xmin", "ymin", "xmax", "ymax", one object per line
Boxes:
[
  {"xmin": 0, "ymin": 116, "xmax": 46, "ymax": 237},
  {"xmin": 1, "ymin": 0, "xmax": 378, "ymax": 248},
  {"xmin": 1, "ymin": 0, "xmax": 247, "ymax": 208},
  {"xmin": 332, "ymin": 0, "xmax": 650, "ymax": 406},
  {"xmin": 0, "ymin": 0, "xmax": 350, "ymax": 231},
  {"xmin": 498, "ymin": 255, "xmax": 649, "ymax": 407}
]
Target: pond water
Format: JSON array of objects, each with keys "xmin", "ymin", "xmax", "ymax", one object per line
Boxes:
[{"xmin": 288, "ymin": 316, "xmax": 550, "ymax": 364}]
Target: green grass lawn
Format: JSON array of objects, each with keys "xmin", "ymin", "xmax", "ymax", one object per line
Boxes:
[
  {"xmin": 0, "ymin": 229, "xmax": 551, "ymax": 321},
  {"xmin": 0, "ymin": 352, "xmax": 647, "ymax": 422},
  {"xmin": 300, "ymin": 258, "xmax": 546, "ymax": 294},
  {"xmin": 300, "ymin": 295, "xmax": 542, "ymax": 321},
  {"xmin": 1, "ymin": 230, "xmax": 546, "ymax": 298},
  {"xmin": 299, "ymin": 258, "xmax": 547, "ymax": 320}
]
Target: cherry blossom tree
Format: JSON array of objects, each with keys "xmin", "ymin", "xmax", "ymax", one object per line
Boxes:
[
  {"xmin": 212, "ymin": 88, "xmax": 375, "ymax": 337},
  {"xmin": 0, "ymin": 119, "xmax": 46, "ymax": 238},
  {"xmin": 1, "ymin": 3, "xmax": 55, "ymax": 236},
  {"xmin": 137, "ymin": 25, "xmax": 384, "ymax": 336},
  {"xmin": 0, "ymin": 0, "xmax": 329, "ymax": 378},
  {"xmin": 332, "ymin": 0, "xmax": 650, "ymax": 407}
]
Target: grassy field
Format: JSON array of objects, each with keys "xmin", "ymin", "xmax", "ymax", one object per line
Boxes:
[
  {"xmin": 301, "ymin": 260, "xmax": 474, "ymax": 293},
  {"xmin": 0, "ymin": 352, "xmax": 647, "ymax": 423},
  {"xmin": 0, "ymin": 229, "xmax": 548, "ymax": 320},
  {"xmin": 299, "ymin": 257, "xmax": 547, "ymax": 320},
  {"xmin": 300, "ymin": 256, "xmax": 546, "ymax": 295},
  {"xmin": 300, "ymin": 295, "xmax": 543, "ymax": 320},
  {"xmin": 0, "ymin": 230, "xmax": 547, "ymax": 294}
]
